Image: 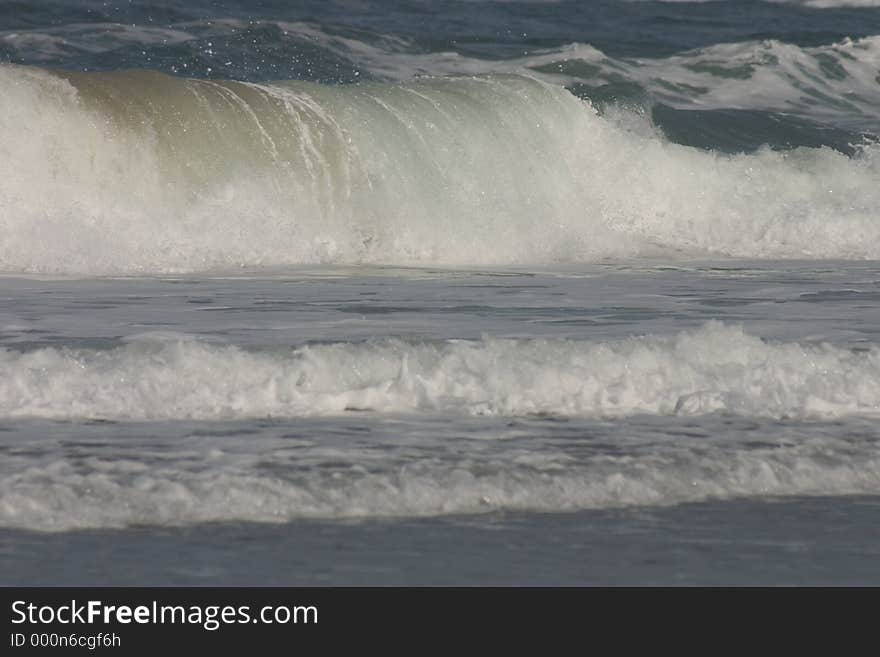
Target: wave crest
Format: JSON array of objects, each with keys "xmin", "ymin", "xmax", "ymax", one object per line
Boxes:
[
  {"xmin": 2, "ymin": 322, "xmax": 879, "ymax": 420},
  {"xmin": 1, "ymin": 65, "xmax": 880, "ymax": 274}
]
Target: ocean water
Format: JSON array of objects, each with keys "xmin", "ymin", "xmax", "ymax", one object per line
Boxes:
[{"xmin": 1, "ymin": 1, "xmax": 880, "ymax": 585}]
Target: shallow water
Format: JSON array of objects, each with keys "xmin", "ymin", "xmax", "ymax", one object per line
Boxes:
[
  {"xmin": 4, "ymin": 496, "xmax": 880, "ymax": 586},
  {"xmin": 1, "ymin": 265, "xmax": 879, "ymax": 539}
]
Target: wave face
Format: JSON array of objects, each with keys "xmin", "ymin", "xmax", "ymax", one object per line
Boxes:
[
  {"xmin": 1, "ymin": 323, "xmax": 878, "ymax": 421},
  {"xmin": 2, "ymin": 64, "xmax": 880, "ymax": 274}
]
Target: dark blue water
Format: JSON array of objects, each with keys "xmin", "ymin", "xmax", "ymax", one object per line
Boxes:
[
  {"xmin": 4, "ymin": 1, "xmax": 880, "ymax": 66},
  {"xmin": 4, "ymin": 1, "xmax": 880, "ymax": 149}
]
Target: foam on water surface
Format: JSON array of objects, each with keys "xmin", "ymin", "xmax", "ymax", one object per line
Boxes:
[
  {"xmin": 1, "ymin": 322, "xmax": 878, "ymax": 420},
  {"xmin": 1, "ymin": 408, "xmax": 878, "ymax": 531}
]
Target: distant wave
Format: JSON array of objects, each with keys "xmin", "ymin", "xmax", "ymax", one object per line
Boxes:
[
  {"xmin": 4, "ymin": 19, "xmax": 880, "ymax": 125},
  {"xmin": 366, "ymin": 34, "xmax": 880, "ymax": 130},
  {"xmin": 527, "ymin": 36, "xmax": 880, "ymax": 131},
  {"xmin": 1, "ymin": 65, "xmax": 879, "ymax": 274}
]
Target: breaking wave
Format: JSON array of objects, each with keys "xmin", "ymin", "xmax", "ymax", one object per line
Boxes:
[
  {"xmin": 4, "ymin": 436, "xmax": 879, "ymax": 531},
  {"xmin": 2, "ymin": 322, "xmax": 878, "ymax": 420},
  {"xmin": 1, "ymin": 64, "xmax": 879, "ymax": 274}
]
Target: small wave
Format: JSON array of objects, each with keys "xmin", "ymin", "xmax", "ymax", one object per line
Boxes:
[
  {"xmin": 1, "ymin": 323, "xmax": 878, "ymax": 420},
  {"xmin": 3, "ymin": 438, "xmax": 879, "ymax": 531}
]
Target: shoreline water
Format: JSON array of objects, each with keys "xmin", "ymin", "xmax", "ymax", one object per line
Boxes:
[{"xmin": 3, "ymin": 495, "xmax": 879, "ymax": 586}]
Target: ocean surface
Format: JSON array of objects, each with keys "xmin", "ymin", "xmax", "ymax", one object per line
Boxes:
[{"xmin": 1, "ymin": 0, "xmax": 880, "ymax": 585}]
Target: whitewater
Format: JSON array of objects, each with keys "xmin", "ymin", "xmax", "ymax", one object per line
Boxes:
[
  {"xmin": 2, "ymin": 65, "xmax": 880, "ymax": 273},
  {"xmin": 2, "ymin": 0, "xmax": 880, "ymax": 585}
]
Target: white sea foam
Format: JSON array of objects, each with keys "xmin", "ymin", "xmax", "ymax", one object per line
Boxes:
[
  {"xmin": 2, "ymin": 322, "xmax": 880, "ymax": 531},
  {"xmin": 2, "ymin": 415, "xmax": 879, "ymax": 531},
  {"xmin": 0, "ymin": 322, "xmax": 878, "ymax": 421},
  {"xmin": 1, "ymin": 65, "xmax": 880, "ymax": 274}
]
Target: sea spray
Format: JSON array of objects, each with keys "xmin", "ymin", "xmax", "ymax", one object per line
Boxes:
[{"xmin": 2, "ymin": 65, "xmax": 880, "ymax": 274}]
